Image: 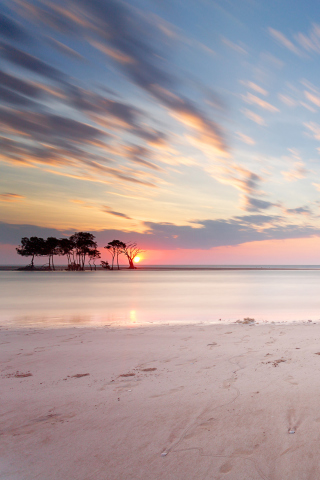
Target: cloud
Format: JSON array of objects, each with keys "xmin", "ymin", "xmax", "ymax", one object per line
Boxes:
[
  {"xmin": 243, "ymin": 92, "xmax": 279, "ymax": 112},
  {"xmin": 0, "ymin": 193, "xmax": 25, "ymax": 202},
  {"xmin": 0, "ymin": 107, "xmax": 107, "ymax": 146},
  {"xmin": 102, "ymin": 206, "xmax": 132, "ymax": 219},
  {"xmin": 0, "ymin": 42, "xmax": 68, "ymax": 84},
  {"xmin": 304, "ymin": 121, "xmax": 320, "ymax": 140},
  {"xmin": 269, "ymin": 27, "xmax": 302, "ymax": 56},
  {"xmin": 46, "ymin": 37, "xmax": 85, "ymax": 61},
  {"xmin": 243, "ymin": 196, "xmax": 279, "ymax": 212},
  {"xmin": 245, "ymin": 81, "xmax": 268, "ymax": 96},
  {"xmin": 0, "ymin": 85, "xmax": 40, "ymax": 108},
  {"xmin": 242, "ymin": 109, "xmax": 266, "ymax": 126},
  {"xmin": 122, "ymin": 145, "xmax": 162, "ymax": 171},
  {"xmin": 222, "ymin": 37, "xmax": 247, "ymax": 55},
  {"xmin": 278, "ymin": 94, "xmax": 296, "ymax": 107},
  {"xmin": 219, "ymin": 165, "xmax": 263, "ymax": 195},
  {"xmin": 3, "ymin": 218, "xmax": 320, "ymax": 251},
  {"xmin": 281, "ymin": 162, "xmax": 308, "ymax": 181},
  {"xmin": 0, "ymin": 13, "xmax": 32, "ymax": 43},
  {"xmin": 285, "ymin": 206, "xmax": 311, "ymax": 215},
  {"xmin": 12, "ymin": 0, "xmax": 83, "ymax": 35},
  {"xmin": 0, "ymin": 69, "xmax": 42, "ymax": 98},
  {"xmin": 234, "ymin": 214, "xmax": 283, "ymax": 226},
  {"xmin": 24, "ymin": 0, "xmax": 229, "ymax": 157},
  {"xmin": 304, "ymin": 91, "xmax": 320, "ymax": 107},
  {"xmin": 295, "ymin": 24, "xmax": 320, "ymax": 55},
  {"xmin": 236, "ymin": 132, "xmax": 255, "ymax": 145}
]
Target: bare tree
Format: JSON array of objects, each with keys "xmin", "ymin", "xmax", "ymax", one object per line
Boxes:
[{"xmin": 121, "ymin": 242, "xmax": 144, "ymax": 269}]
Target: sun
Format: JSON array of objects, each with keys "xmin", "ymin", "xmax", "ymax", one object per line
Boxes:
[{"xmin": 134, "ymin": 256, "xmax": 141, "ymax": 263}]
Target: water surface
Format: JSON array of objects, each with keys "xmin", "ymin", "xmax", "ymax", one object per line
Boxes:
[{"xmin": 1, "ymin": 270, "xmax": 320, "ymax": 327}]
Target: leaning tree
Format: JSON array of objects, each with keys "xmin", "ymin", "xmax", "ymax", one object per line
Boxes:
[{"xmin": 121, "ymin": 242, "xmax": 144, "ymax": 269}]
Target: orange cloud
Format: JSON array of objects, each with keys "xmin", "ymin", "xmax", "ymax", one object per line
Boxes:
[
  {"xmin": 0, "ymin": 193, "xmax": 25, "ymax": 202},
  {"xmin": 90, "ymin": 41, "xmax": 135, "ymax": 64}
]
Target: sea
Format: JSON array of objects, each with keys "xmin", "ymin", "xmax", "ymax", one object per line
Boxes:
[{"xmin": 2, "ymin": 266, "xmax": 320, "ymax": 328}]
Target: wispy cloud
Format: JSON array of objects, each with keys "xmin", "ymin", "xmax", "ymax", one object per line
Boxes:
[
  {"xmin": 0, "ymin": 193, "xmax": 25, "ymax": 202},
  {"xmin": 236, "ymin": 132, "xmax": 255, "ymax": 145},
  {"xmin": 242, "ymin": 196, "xmax": 280, "ymax": 212},
  {"xmin": 304, "ymin": 91, "xmax": 320, "ymax": 107},
  {"xmin": 242, "ymin": 93, "xmax": 279, "ymax": 112},
  {"xmin": 284, "ymin": 206, "xmax": 311, "ymax": 215},
  {"xmin": 295, "ymin": 24, "xmax": 320, "ymax": 54},
  {"xmin": 269, "ymin": 27, "xmax": 302, "ymax": 56},
  {"xmin": 278, "ymin": 94, "xmax": 297, "ymax": 107},
  {"xmin": 102, "ymin": 206, "xmax": 132, "ymax": 220},
  {"xmin": 222, "ymin": 37, "xmax": 248, "ymax": 55},
  {"xmin": 281, "ymin": 162, "xmax": 308, "ymax": 181},
  {"xmin": 244, "ymin": 81, "xmax": 268, "ymax": 96},
  {"xmin": 242, "ymin": 109, "xmax": 266, "ymax": 126},
  {"xmin": 304, "ymin": 121, "xmax": 320, "ymax": 140}
]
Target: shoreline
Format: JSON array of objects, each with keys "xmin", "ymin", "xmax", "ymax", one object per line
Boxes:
[
  {"xmin": 2, "ymin": 265, "xmax": 320, "ymax": 271},
  {"xmin": 2, "ymin": 322, "xmax": 320, "ymax": 479}
]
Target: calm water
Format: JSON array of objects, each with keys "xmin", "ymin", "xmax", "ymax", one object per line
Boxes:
[{"xmin": 1, "ymin": 269, "xmax": 320, "ymax": 328}]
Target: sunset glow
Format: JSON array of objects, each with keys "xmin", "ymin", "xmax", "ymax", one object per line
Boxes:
[
  {"xmin": 2, "ymin": 0, "xmax": 320, "ymax": 265},
  {"xmin": 134, "ymin": 257, "xmax": 141, "ymax": 263}
]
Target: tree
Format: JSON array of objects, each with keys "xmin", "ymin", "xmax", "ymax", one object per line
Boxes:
[
  {"xmin": 121, "ymin": 242, "xmax": 144, "ymax": 269},
  {"xmin": 104, "ymin": 240, "xmax": 126, "ymax": 270},
  {"xmin": 44, "ymin": 237, "xmax": 60, "ymax": 270},
  {"xmin": 16, "ymin": 237, "xmax": 46, "ymax": 269},
  {"xmin": 69, "ymin": 232, "xmax": 98, "ymax": 271},
  {"xmin": 57, "ymin": 238, "xmax": 75, "ymax": 269},
  {"xmin": 101, "ymin": 260, "xmax": 110, "ymax": 269},
  {"xmin": 88, "ymin": 248, "xmax": 101, "ymax": 271}
]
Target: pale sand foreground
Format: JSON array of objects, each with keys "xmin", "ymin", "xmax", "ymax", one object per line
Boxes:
[{"xmin": 1, "ymin": 324, "xmax": 320, "ymax": 480}]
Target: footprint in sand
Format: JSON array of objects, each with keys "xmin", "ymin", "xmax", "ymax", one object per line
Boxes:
[{"xmin": 284, "ymin": 375, "xmax": 298, "ymax": 385}]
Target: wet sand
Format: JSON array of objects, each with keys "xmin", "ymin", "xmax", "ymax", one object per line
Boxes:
[{"xmin": 1, "ymin": 323, "xmax": 320, "ymax": 480}]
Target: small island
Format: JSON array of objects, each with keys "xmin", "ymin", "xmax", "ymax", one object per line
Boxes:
[{"xmin": 16, "ymin": 232, "xmax": 144, "ymax": 271}]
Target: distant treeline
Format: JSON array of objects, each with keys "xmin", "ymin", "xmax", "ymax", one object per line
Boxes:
[{"xmin": 16, "ymin": 233, "xmax": 144, "ymax": 271}]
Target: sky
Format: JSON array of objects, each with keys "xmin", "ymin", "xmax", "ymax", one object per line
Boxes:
[{"xmin": 2, "ymin": 0, "xmax": 320, "ymax": 264}]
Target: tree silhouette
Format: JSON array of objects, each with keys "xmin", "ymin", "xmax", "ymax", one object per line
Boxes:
[
  {"xmin": 88, "ymin": 248, "xmax": 101, "ymax": 271},
  {"xmin": 16, "ymin": 237, "xmax": 46, "ymax": 269},
  {"xmin": 44, "ymin": 237, "xmax": 60, "ymax": 270},
  {"xmin": 57, "ymin": 238, "xmax": 74, "ymax": 269},
  {"xmin": 121, "ymin": 242, "xmax": 144, "ymax": 269},
  {"xmin": 101, "ymin": 260, "xmax": 110, "ymax": 269},
  {"xmin": 104, "ymin": 240, "xmax": 126, "ymax": 270},
  {"xmin": 69, "ymin": 232, "xmax": 98, "ymax": 271}
]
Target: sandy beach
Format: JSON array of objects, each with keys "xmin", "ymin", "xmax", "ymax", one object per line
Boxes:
[{"xmin": 1, "ymin": 322, "xmax": 320, "ymax": 480}]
